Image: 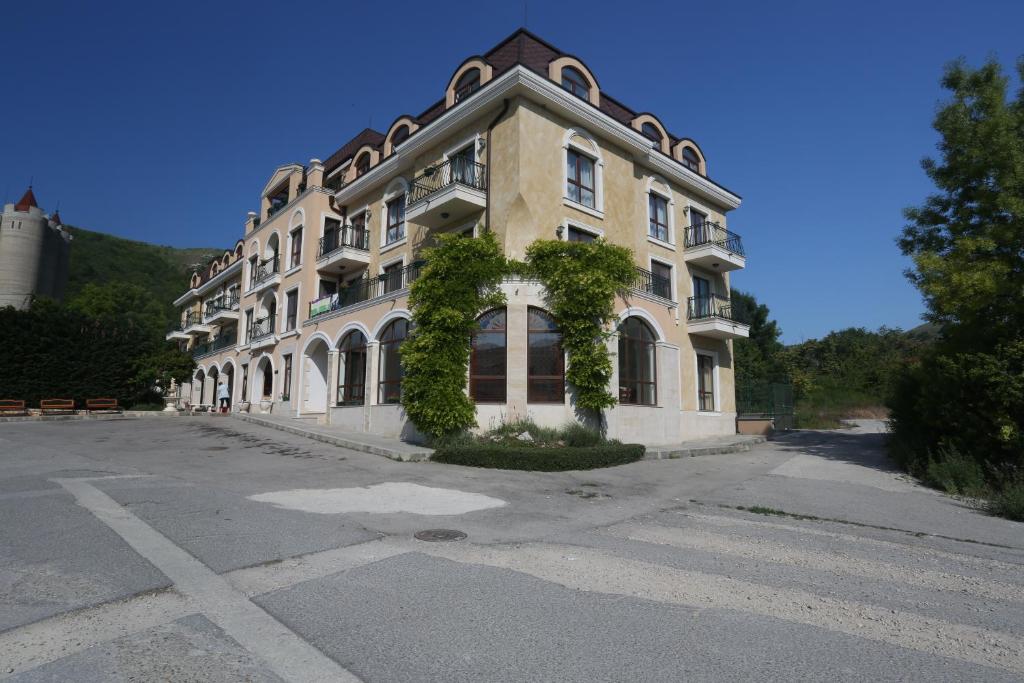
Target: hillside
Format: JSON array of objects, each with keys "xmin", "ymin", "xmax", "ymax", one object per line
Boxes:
[{"xmin": 64, "ymin": 226, "xmax": 219, "ymax": 317}]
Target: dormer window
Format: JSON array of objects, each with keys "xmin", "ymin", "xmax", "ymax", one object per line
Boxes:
[
  {"xmin": 355, "ymin": 153, "xmax": 371, "ymax": 177},
  {"xmin": 391, "ymin": 125, "xmax": 410, "ymax": 147},
  {"xmin": 682, "ymin": 147, "xmax": 701, "ymax": 173},
  {"xmin": 454, "ymin": 68, "xmax": 481, "ymax": 102},
  {"xmin": 267, "ymin": 182, "xmax": 289, "ymax": 217},
  {"xmin": 641, "ymin": 122, "xmax": 663, "ymax": 145},
  {"xmin": 561, "ymin": 67, "xmax": 589, "ymax": 100}
]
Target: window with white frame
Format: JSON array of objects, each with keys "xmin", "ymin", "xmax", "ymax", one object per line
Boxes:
[
  {"xmin": 697, "ymin": 353, "xmax": 716, "ymax": 411},
  {"xmin": 567, "ymin": 225, "xmax": 597, "ymax": 242},
  {"xmin": 648, "ymin": 193, "xmax": 669, "ymax": 242},
  {"xmin": 650, "ymin": 260, "xmax": 673, "ymax": 300},
  {"xmin": 289, "ymin": 226, "xmax": 302, "ymax": 269},
  {"xmin": 385, "ymin": 196, "xmax": 405, "ymax": 245},
  {"xmin": 566, "ymin": 148, "xmax": 596, "ymax": 208},
  {"xmin": 285, "ymin": 289, "xmax": 298, "ymax": 331}
]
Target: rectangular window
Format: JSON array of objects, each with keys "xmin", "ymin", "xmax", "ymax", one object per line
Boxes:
[
  {"xmin": 386, "ymin": 197, "xmax": 405, "ymax": 244},
  {"xmin": 248, "ymin": 256, "xmax": 258, "ymax": 289},
  {"xmin": 285, "ymin": 290, "xmax": 298, "ymax": 331},
  {"xmin": 289, "ymin": 227, "xmax": 302, "ymax": 268},
  {"xmin": 322, "ymin": 218, "xmax": 341, "ymax": 256},
  {"xmin": 689, "ymin": 208, "xmax": 708, "ymax": 245},
  {"xmin": 282, "ymin": 354, "xmax": 292, "ymax": 399},
  {"xmin": 244, "ymin": 309, "xmax": 254, "ymax": 343},
  {"xmin": 649, "ymin": 193, "xmax": 669, "ymax": 242},
  {"xmin": 566, "ymin": 149, "xmax": 595, "ymax": 208},
  {"xmin": 241, "ymin": 365, "xmax": 248, "ymax": 401},
  {"xmin": 567, "ymin": 225, "xmax": 596, "ymax": 242},
  {"xmin": 697, "ymin": 354, "xmax": 715, "ymax": 411},
  {"xmin": 651, "ymin": 261, "xmax": 672, "ymax": 300},
  {"xmin": 382, "ymin": 262, "xmax": 403, "ymax": 294}
]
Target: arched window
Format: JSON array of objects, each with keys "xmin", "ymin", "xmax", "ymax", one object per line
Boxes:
[
  {"xmin": 682, "ymin": 147, "xmax": 701, "ymax": 173},
  {"xmin": 527, "ymin": 308, "xmax": 564, "ymax": 403},
  {"xmin": 471, "ymin": 309, "xmax": 507, "ymax": 402},
  {"xmin": 641, "ymin": 122, "xmax": 663, "ymax": 145},
  {"xmin": 618, "ymin": 317, "xmax": 657, "ymax": 406},
  {"xmin": 454, "ymin": 68, "xmax": 481, "ymax": 102},
  {"xmin": 337, "ymin": 330, "xmax": 367, "ymax": 406},
  {"xmin": 391, "ymin": 125, "xmax": 410, "ymax": 148},
  {"xmin": 378, "ymin": 318, "xmax": 409, "ymax": 404},
  {"xmin": 355, "ymin": 152, "xmax": 371, "ymax": 177},
  {"xmin": 561, "ymin": 66, "xmax": 589, "ymax": 99}
]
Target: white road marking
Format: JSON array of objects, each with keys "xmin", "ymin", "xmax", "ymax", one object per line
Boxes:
[
  {"xmin": 248, "ymin": 482, "xmax": 507, "ymax": 515},
  {"xmin": 53, "ymin": 477, "xmax": 359, "ymax": 683},
  {"xmin": 603, "ymin": 521, "xmax": 1024, "ymax": 603}
]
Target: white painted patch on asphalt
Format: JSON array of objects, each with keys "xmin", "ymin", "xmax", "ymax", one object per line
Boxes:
[{"xmin": 248, "ymin": 482, "xmax": 507, "ymax": 516}]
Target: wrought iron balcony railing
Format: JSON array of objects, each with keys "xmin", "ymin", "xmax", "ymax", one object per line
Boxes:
[
  {"xmin": 408, "ymin": 158, "xmax": 487, "ymax": 206},
  {"xmin": 318, "ymin": 226, "xmax": 370, "ymax": 258},
  {"xmin": 249, "ymin": 314, "xmax": 276, "ymax": 342},
  {"xmin": 204, "ymin": 295, "xmax": 240, "ymax": 318},
  {"xmin": 308, "ymin": 261, "xmax": 424, "ymax": 320},
  {"xmin": 684, "ymin": 222, "xmax": 745, "ymax": 255},
  {"xmin": 632, "ymin": 266, "xmax": 673, "ymax": 300},
  {"xmin": 323, "ymin": 173, "xmax": 349, "ymax": 192},
  {"xmin": 249, "ymin": 255, "xmax": 280, "ymax": 289},
  {"xmin": 192, "ymin": 332, "xmax": 236, "ymax": 358},
  {"xmin": 182, "ymin": 310, "xmax": 204, "ymax": 328},
  {"xmin": 687, "ymin": 294, "xmax": 747, "ymax": 324}
]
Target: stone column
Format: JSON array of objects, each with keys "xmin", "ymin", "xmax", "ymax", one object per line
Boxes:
[{"xmin": 326, "ymin": 349, "xmax": 339, "ymax": 425}]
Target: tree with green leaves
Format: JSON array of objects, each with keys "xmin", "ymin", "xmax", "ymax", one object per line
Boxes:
[
  {"xmin": 890, "ymin": 57, "xmax": 1024, "ymax": 481},
  {"xmin": 899, "ymin": 57, "xmax": 1024, "ymax": 350}
]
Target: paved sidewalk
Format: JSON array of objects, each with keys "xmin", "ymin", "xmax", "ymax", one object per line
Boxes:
[
  {"xmin": 230, "ymin": 412, "xmax": 434, "ymax": 462},
  {"xmin": 645, "ymin": 434, "xmax": 768, "ymax": 459}
]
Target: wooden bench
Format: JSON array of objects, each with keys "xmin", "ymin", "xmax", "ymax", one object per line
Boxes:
[
  {"xmin": 86, "ymin": 398, "xmax": 122, "ymax": 414},
  {"xmin": 40, "ymin": 399, "xmax": 75, "ymax": 414},
  {"xmin": 0, "ymin": 400, "xmax": 27, "ymax": 415}
]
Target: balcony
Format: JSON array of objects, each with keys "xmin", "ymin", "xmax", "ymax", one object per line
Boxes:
[
  {"xmin": 683, "ymin": 222, "xmax": 746, "ymax": 272},
  {"xmin": 687, "ymin": 294, "xmax": 750, "ymax": 339},
  {"xmin": 632, "ymin": 266, "xmax": 673, "ymax": 301},
  {"xmin": 308, "ymin": 261, "xmax": 424, "ymax": 321},
  {"xmin": 192, "ymin": 331, "xmax": 236, "ymax": 359},
  {"xmin": 316, "ymin": 226, "xmax": 371, "ymax": 275},
  {"xmin": 405, "ymin": 158, "xmax": 487, "ymax": 228},
  {"xmin": 203, "ymin": 295, "xmax": 240, "ymax": 324},
  {"xmin": 247, "ymin": 255, "xmax": 281, "ymax": 293},
  {"xmin": 180, "ymin": 310, "xmax": 212, "ymax": 336},
  {"xmin": 165, "ymin": 321, "xmax": 190, "ymax": 341},
  {"xmin": 248, "ymin": 314, "xmax": 277, "ymax": 350}
]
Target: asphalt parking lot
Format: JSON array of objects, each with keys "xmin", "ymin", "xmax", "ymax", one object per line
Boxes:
[{"xmin": 1, "ymin": 417, "xmax": 1021, "ymax": 681}]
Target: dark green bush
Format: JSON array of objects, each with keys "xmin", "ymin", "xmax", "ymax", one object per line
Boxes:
[
  {"xmin": 432, "ymin": 443, "xmax": 645, "ymax": 471},
  {"xmin": 924, "ymin": 445, "xmax": 987, "ymax": 497},
  {"xmin": 559, "ymin": 421, "xmax": 603, "ymax": 447},
  {"xmin": 987, "ymin": 474, "xmax": 1024, "ymax": 522}
]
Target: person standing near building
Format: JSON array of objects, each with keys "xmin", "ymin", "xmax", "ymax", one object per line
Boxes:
[{"xmin": 217, "ymin": 381, "xmax": 230, "ymax": 413}]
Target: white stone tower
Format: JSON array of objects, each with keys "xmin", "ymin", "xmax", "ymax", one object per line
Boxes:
[{"xmin": 0, "ymin": 187, "xmax": 72, "ymax": 310}]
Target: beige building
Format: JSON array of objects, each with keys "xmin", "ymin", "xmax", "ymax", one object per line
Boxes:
[{"xmin": 171, "ymin": 29, "xmax": 749, "ymax": 444}]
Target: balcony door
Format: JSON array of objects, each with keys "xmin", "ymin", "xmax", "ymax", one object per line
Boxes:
[
  {"xmin": 450, "ymin": 144, "xmax": 476, "ymax": 186},
  {"xmin": 693, "ymin": 276, "xmax": 711, "ymax": 317}
]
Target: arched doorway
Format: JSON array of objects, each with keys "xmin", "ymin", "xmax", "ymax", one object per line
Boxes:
[
  {"xmin": 222, "ymin": 361, "xmax": 235, "ymax": 410},
  {"xmin": 302, "ymin": 337, "xmax": 329, "ymax": 414},
  {"xmin": 254, "ymin": 355, "xmax": 274, "ymax": 405},
  {"xmin": 193, "ymin": 369, "xmax": 206, "ymax": 405}
]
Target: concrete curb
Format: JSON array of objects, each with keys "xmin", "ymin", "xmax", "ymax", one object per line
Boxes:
[
  {"xmin": 230, "ymin": 413, "xmax": 433, "ymax": 463},
  {"xmin": 0, "ymin": 411, "xmax": 188, "ymax": 423},
  {"xmin": 644, "ymin": 435, "xmax": 767, "ymax": 460}
]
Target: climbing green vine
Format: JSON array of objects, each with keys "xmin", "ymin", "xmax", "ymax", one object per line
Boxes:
[
  {"xmin": 401, "ymin": 232, "xmax": 635, "ymax": 439},
  {"xmin": 401, "ymin": 230, "xmax": 508, "ymax": 438},
  {"xmin": 524, "ymin": 239, "xmax": 636, "ymax": 418}
]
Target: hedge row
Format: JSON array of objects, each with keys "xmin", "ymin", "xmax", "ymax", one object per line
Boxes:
[{"xmin": 431, "ymin": 444, "xmax": 646, "ymax": 471}]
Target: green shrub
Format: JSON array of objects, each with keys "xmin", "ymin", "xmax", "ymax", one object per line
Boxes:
[
  {"xmin": 558, "ymin": 421, "xmax": 603, "ymax": 447},
  {"xmin": 924, "ymin": 445, "xmax": 987, "ymax": 496},
  {"xmin": 987, "ymin": 474, "xmax": 1024, "ymax": 522},
  {"xmin": 482, "ymin": 418, "xmax": 560, "ymax": 445},
  {"xmin": 432, "ymin": 443, "xmax": 645, "ymax": 471}
]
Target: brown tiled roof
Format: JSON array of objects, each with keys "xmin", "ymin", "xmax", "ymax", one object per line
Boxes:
[
  {"xmin": 322, "ymin": 128, "xmax": 385, "ymax": 175},
  {"xmin": 14, "ymin": 186, "xmax": 38, "ymax": 212},
  {"xmin": 319, "ymin": 28, "xmax": 710, "ymax": 181}
]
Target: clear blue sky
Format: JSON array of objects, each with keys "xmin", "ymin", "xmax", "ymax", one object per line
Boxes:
[{"xmin": 3, "ymin": 0, "xmax": 1022, "ymax": 342}]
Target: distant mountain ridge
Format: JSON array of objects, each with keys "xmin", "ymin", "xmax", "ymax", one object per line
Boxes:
[{"xmin": 64, "ymin": 225, "xmax": 219, "ymax": 317}]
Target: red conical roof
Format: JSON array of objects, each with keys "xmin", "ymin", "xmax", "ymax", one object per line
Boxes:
[
  {"xmin": 15, "ymin": 187, "xmax": 38, "ymax": 212},
  {"xmin": 50, "ymin": 210, "xmax": 62, "ymax": 225}
]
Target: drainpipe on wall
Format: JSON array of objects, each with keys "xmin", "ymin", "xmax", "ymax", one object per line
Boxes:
[{"xmin": 484, "ymin": 98, "xmax": 511, "ymax": 234}]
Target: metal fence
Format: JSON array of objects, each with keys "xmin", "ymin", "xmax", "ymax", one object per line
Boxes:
[{"xmin": 737, "ymin": 382, "xmax": 794, "ymax": 430}]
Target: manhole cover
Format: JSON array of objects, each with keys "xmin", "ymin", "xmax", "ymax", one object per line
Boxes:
[{"xmin": 414, "ymin": 529, "xmax": 467, "ymax": 542}]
